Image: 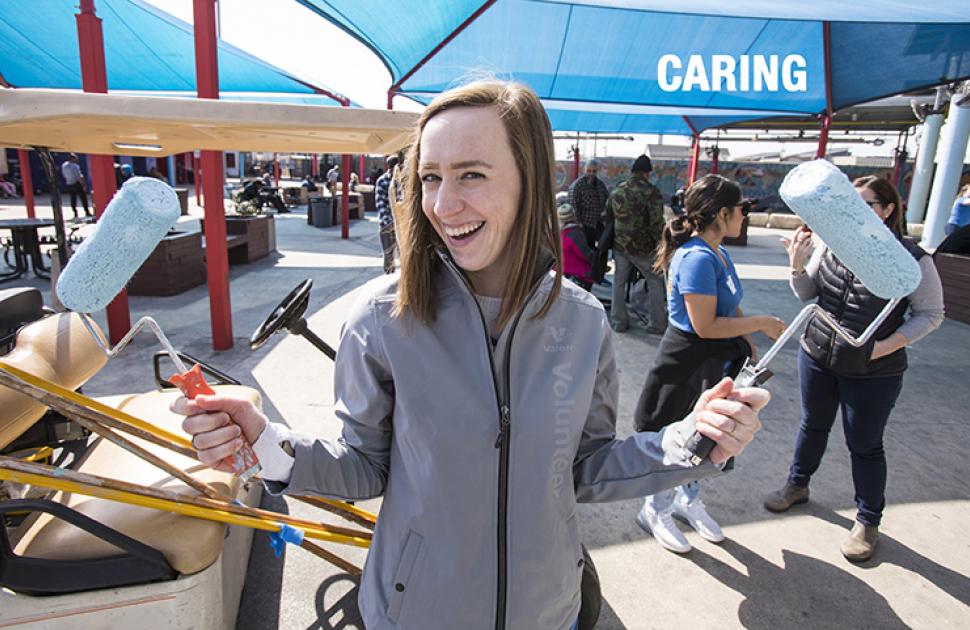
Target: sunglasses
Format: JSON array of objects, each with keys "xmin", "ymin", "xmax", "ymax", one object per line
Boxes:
[
  {"xmin": 863, "ymin": 200, "xmax": 883, "ymax": 208},
  {"xmin": 733, "ymin": 200, "xmax": 751, "ymax": 217}
]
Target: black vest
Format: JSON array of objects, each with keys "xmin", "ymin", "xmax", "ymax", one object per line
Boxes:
[{"xmin": 801, "ymin": 239, "xmax": 925, "ymax": 378}]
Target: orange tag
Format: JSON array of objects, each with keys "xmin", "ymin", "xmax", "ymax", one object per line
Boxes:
[{"xmin": 171, "ymin": 363, "xmax": 261, "ymax": 480}]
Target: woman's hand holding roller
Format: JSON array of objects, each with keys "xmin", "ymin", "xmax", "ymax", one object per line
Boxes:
[
  {"xmin": 692, "ymin": 377, "xmax": 769, "ymax": 465},
  {"xmin": 171, "ymin": 394, "xmax": 268, "ymax": 471}
]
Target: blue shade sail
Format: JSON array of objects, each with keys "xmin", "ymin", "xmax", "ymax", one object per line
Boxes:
[
  {"xmin": 296, "ymin": 0, "xmax": 970, "ymax": 133},
  {"xmin": 0, "ymin": 0, "xmax": 348, "ymax": 105}
]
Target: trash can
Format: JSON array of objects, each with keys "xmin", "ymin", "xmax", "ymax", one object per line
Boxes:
[{"xmin": 309, "ymin": 196, "xmax": 333, "ymax": 228}]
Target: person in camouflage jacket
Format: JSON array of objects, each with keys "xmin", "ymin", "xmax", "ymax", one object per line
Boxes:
[{"xmin": 605, "ymin": 154, "xmax": 667, "ymax": 333}]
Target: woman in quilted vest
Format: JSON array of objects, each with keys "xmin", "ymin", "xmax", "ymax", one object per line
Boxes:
[{"xmin": 764, "ymin": 175, "xmax": 945, "ymax": 562}]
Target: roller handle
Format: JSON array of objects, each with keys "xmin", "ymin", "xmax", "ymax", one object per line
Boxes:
[
  {"xmin": 685, "ymin": 362, "xmax": 773, "ymax": 466},
  {"xmin": 170, "ymin": 364, "xmax": 262, "ymax": 481}
]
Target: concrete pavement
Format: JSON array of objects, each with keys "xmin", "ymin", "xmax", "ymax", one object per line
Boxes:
[{"xmin": 2, "ymin": 190, "xmax": 968, "ymax": 629}]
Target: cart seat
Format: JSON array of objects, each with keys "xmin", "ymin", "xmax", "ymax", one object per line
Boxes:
[
  {"xmin": 1, "ymin": 311, "xmax": 262, "ymax": 583},
  {"xmin": 0, "ymin": 312, "xmax": 107, "ymax": 451},
  {"xmin": 0, "ymin": 288, "xmax": 45, "ymax": 340},
  {"xmin": 12, "ymin": 385, "xmax": 261, "ymax": 575}
]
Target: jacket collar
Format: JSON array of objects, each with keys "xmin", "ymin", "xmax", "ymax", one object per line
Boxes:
[{"xmin": 435, "ymin": 247, "xmax": 557, "ymax": 307}]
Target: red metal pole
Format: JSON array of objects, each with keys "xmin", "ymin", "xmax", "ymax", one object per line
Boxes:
[
  {"xmin": 816, "ymin": 21, "xmax": 833, "ymax": 160},
  {"xmin": 273, "ymin": 154, "xmax": 280, "ymax": 188},
  {"xmin": 341, "ymin": 153, "xmax": 351, "ymax": 239},
  {"xmin": 193, "ymin": 151, "xmax": 201, "ymax": 205},
  {"xmin": 892, "ymin": 130, "xmax": 908, "ymax": 190},
  {"xmin": 18, "ymin": 149, "xmax": 35, "ymax": 219},
  {"xmin": 710, "ymin": 146, "xmax": 720, "ymax": 175},
  {"xmin": 815, "ymin": 115, "xmax": 832, "ymax": 159},
  {"xmin": 193, "ymin": 0, "xmax": 233, "ymax": 350},
  {"xmin": 312, "ymin": 154, "xmax": 318, "ymax": 178},
  {"xmin": 76, "ymin": 0, "xmax": 129, "ymax": 344},
  {"xmin": 359, "ymin": 155, "xmax": 365, "ymax": 182},
  {"xmin": 573, "ymin": 144, "xmax": 580, "ymax": 181},
  {"xmin": 688, "ymin": 136, "xmax": 701, "ymax": 185},
  {"xmin": 387, "ymin": 89, "xmax": 395, "ymax": 110}
]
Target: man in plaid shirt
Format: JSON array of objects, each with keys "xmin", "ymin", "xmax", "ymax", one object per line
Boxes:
[
  {"xmin": 568, "ymin": 159, "xmax": 609, "ymax": 249},
  {"xmin": 375, "ymin": 155, "xmax": 400, "ymax": 274}
]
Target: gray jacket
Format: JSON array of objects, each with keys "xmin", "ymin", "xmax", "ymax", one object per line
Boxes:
[{"xmin": 268, "ymin": 254, "xmax": 722, "ymax": 629}]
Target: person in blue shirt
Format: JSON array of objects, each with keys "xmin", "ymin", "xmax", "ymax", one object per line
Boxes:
[
  {"xmin": 945, "ymin": 183, "xmax": 970, "ymax": 236},
  {"xmin": 631, "ymin": 174, "xmax": 786, "ymax": 554}
]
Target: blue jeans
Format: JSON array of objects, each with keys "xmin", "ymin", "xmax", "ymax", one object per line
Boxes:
[
  {"xmin": 646, "ymin": 480, "xmax": 700, "ymax": 512},
  {"xmin": 788, "ymin": 350, "xmax": 903, "ymax": 526}
]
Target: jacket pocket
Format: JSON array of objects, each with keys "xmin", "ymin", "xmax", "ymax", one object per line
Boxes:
[{"xmin": 386, "ymin": 529, "xmax": 425, "ymax": 623}]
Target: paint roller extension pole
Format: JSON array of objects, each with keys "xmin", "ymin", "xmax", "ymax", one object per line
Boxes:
[
  {"xmin": 684, "ymin": 298, "xmax": 902, "ymax": 464},
  {"xmin": 684, "ymin": 159, "xmax": 922, "ymax": 464}
]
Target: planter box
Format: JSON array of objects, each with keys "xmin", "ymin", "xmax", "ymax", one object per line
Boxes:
[
  {"xmin": 766, "ymin": 213, "xmax": 805, "ymax": 230},
  {"xmin": 361, "ymin": 189, "xmax": 376, "ymax": 212},
  {"xmin": 128, "ymin": 231, "xmax": 205, "ymax": 296},
  {"xmin": 935, "ymin": 253, "xmax": 970, "ymax": 325},
  {"xmin": 332, "ymin": 194, "xmax": 364, "ymax": 221},
  {"xmin": 226, "ymin": 215, "xmax": 273, "ymax": 264},
  {"xmin": 198, "ymin": 215, "xmax": 276, "ymax": 265}
]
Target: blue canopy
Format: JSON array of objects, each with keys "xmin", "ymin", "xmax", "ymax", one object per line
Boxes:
[
  {"xmin": 0, "ymin": 0, "xmax": 349, "ymax": 105},
  {"xmin": 297, "ymin": 0, "xmax": 970, "ymax": 134}
]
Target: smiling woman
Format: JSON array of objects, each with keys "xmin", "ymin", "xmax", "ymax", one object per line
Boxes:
[
  {"xmin": 174, "ymin": 80, "xmax": 771, "ymax": 630},
  {"xmin": 396, "ymin": 81, "xmax": 561, "ymax": 329}
]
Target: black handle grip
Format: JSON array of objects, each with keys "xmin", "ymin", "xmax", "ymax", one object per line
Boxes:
[
  {"xmin": 684, "ymin": 365, "xmax": 773, "ymax": 465},
  {"xmin": 685, "ymin": 432, "xmax": 716, "ymax": 465}
]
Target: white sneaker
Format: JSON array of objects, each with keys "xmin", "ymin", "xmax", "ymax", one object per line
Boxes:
[
  {"xmin": 636, "ymin": 500, "xmax": 691, "ymax": 554},
  {"xmin": 672, "ymin": 498, "xmax": 725, "ymax": 543}
]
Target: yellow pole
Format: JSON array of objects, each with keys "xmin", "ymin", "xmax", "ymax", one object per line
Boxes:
[{"xmin": 0, "ymin": 465, "xmax": 370, "ymax": 548}]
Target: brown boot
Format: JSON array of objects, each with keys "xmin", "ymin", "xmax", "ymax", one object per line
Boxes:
[
  {"xmin": 841, "ymin": 521, "xmax": 879, "ymax": 562},
  {"xmin": 763, "ymin": 483, "xmax": 809, "ymax": 513}
]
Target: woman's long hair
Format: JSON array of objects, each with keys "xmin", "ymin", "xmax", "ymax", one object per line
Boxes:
[
  {"xmin": 853, "ymin": 175, "xmax": 904, "ymax": 239},
  {"xmin": 392, "ymin": 81, "xmax": 562, "ymax": 329},
  {"xmin": 653, "ymin": 174, "xmax": 742, "ymax": 273}
]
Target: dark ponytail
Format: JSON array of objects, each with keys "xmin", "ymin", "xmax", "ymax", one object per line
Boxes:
[
  {"xmin": 653, "ymin": 215, "xmax": 693, "ymax": 273},
  {"xmin": 653, "ymin": 174, "xmax": 742, "ymax": 273}
]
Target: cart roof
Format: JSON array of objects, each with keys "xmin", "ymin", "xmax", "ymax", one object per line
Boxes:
[{"xmin": 0, "ymin": 89, "xmax": 418, "ymax": 157}]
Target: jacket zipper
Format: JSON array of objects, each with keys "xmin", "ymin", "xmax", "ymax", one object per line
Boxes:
[
  {"xmin": 438, "ymin": 252, "xmax": 546, "ymax": 630},
  {"xmin": 493, "ymin": 304, "xmax": 531, "ymax": 630}
]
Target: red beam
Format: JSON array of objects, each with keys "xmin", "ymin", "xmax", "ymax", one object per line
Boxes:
[
  {"xmin": 76, "ymin": 0, "xmax": 130, "ymax": 344},
  {"xmin": 387, "ymin": 89, "xmax": 395, "ymax": 110},
  {"xmin": 389, "ymin": 1, "xmax": 496, "ymax": 95},
  {"xmin": 710, "ymin": 146, "xmax": 720, "ymax": 175},
  {"xmin": 312, "ymin": 87, "xmax": 349, "ymax": 107},
  {"xmin": 341, "ymin": 153, "xmax": 351, "ymax": 239},
  {"xmin": 573, "ymin": 143, "xmax": 580, "ymax": 181},
  {"xmin": 194, "ymin": 0, "xmax": 232, "ymax": 350},
  {"xmin": 193, "ymin": 151, "xmax": 201, "ymax": 205},
  {"xmin": 687, "ymin": 135, "xmax": 701, "ymax": 185},
  {"xmin": 815, "ymin": 114, "xmax": 832, "ymax": 159},
  {"xmin": 18, "ymin": 149, "xmax": 35, "ymax": 219},
  {"xmin": 312, "ymin": 154, "xmax": 318, "ymax": 178},
  {"xmin": 273, "ymin": 154, "xmax": 280, "ymax": 188},
  {"xmin": 816, "ymin": 21, "xmax": 833, "ymax": 160}
]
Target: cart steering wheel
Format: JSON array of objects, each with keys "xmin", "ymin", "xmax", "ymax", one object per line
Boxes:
[{"xmin": 250, "ymin": 279, "xmax": 313, "ymax": 350}]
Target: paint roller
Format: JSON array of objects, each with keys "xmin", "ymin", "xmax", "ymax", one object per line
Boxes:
[
  {"xmin": 55, "ymin": 176, "xmax": 260, "ymax": 480},
  {"xmin": 684, "ymin": 159, "xmax": 922, "ymax": 464}
]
